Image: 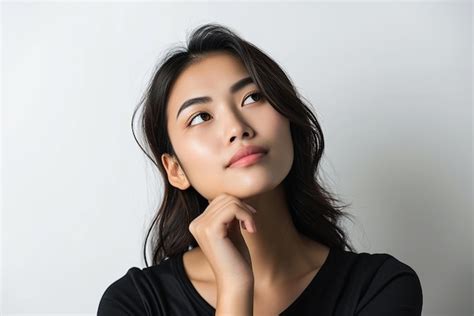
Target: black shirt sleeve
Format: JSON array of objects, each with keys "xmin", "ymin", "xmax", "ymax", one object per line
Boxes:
[
  {"xmin": 355, "ymin": 257, "xmax": 423, "ymax": 316},
  {"xmin": 97, "ymin": 267, "xmax": 151, "ymax": 316},
  {"xmin": 97, "ymin": 297, "xmax": 134, "ymax": 315}
]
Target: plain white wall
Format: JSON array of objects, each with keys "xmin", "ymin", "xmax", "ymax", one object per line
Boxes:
[{"xmin": 2, "ymin": 1, "xmax": 472, "ymax": 315}]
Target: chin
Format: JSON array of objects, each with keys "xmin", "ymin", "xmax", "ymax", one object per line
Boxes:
[{"xmin": 232, "ymin": 183, "xmax": 274, "ymax": 198}]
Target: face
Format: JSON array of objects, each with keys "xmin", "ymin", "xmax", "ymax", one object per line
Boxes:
[{"xmin": 162, "ymin": 51, "xmax": 294, "ymax": 202}]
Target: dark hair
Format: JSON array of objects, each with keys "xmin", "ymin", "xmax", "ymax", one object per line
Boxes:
[{"xmin": 131, "ymin": 22, "xmax": 357, "ymax": 267}]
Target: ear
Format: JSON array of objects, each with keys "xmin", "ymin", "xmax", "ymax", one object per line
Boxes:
[{"xmin": 161, "ymin": 153, "xmax": 191, "ymax": 190}]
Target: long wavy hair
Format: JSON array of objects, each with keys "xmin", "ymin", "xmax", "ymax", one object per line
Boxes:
[{"xmin": 131, "ymin": 22, "xmax": 357, "ymax": 267}]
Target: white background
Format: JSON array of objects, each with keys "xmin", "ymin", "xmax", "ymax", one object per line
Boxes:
[{"xmin": 2, "ymin": 1, "xmax": 472, "ymax": 315}]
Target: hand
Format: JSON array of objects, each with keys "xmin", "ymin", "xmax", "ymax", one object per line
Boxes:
[{"xmin": 188, "ymin": 193, "xmax": 257, "ymax": 290}]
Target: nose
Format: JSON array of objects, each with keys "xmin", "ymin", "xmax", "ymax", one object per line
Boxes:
[
  {"xmin": 225, "ymin": 112, "xmax": 254, "ymax": 143},
  {"xmin": 229, "ymin": 130, "xmax": 251, "ymax": 143}
]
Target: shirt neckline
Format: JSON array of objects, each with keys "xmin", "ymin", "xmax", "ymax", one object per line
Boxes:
[{"xmin": 174, "ymin": 246, "xmax": 335, "ymax": 314}]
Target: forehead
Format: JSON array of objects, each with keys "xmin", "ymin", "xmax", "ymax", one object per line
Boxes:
[{"xmin": 167, "ymin": 52, "xmax": 250, "ymax": 115}]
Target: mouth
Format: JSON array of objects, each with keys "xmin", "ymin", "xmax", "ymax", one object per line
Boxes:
[
  {"xmin": 227, "ymin": 152, "xmax": 267, "ymax": 168},
  {"xmin": 226, "ymin": 145, "xmax": 269, "ymax": 168}
]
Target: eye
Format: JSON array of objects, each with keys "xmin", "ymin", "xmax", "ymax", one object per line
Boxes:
[
  {"xmin": 187, "ymin": 112, "xmax": 212, "ymax": 127},
  {"xmin": 186, "ymin": 91, "xmax": 264, "ymax": 127},
  {"xmin": 243, "ymin": 91, "xmax": 264, "ymax": 106}
]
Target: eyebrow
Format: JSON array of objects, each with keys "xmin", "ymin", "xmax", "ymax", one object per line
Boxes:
[{"xmin": 175, "ymin": 76, "xmax": 255, "ymax": 121}]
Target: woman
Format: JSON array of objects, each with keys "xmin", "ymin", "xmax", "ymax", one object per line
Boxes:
[{"xmin": 97, "ymin": 23, "xmax": 423, "ymax": 315}]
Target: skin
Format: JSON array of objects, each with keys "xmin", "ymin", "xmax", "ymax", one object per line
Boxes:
[{"xmin": 161, "ymin": 51, "xmax": 329, "ymax": 305}]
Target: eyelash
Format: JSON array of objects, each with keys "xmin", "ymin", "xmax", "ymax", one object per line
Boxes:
[{"xmin": 186, "ymin": 91, "xmax": 264, "ymax": 127}]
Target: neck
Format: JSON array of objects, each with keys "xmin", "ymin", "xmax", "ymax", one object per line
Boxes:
[{"xmin": 235, "ymin": 183, "xmax": 322, "ymax": 287}]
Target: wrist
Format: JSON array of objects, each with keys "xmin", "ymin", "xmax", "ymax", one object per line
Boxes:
[{"xmin": 216, "ymin": 286, "xmax": 254, "ymax": 316}]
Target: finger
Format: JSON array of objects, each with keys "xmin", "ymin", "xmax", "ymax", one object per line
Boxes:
[
  {"xmin": 214, "ymin": 201, "xmax": 255, "ymax": 234},
  {"xmin": 221, "ymin": 202, "xmax": 257, "ymax": 233}
]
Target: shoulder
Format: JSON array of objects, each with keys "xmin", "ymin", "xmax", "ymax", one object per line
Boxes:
[
  {"xmin": 335, "ymin": 249, "xmax": 423, "ymax": 315},
  {"xmin": 97, "ymin": 267, "xmax": 145, "ymax": 315},
  {"xmin": 97, "ymin": 257, "xmax": 177, "ymax": 316},
  {"xmin": 337, "ymin": 249, "xmax": 420, "ymax": 277}
]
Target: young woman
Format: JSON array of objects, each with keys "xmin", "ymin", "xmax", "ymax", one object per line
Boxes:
[{"xmin": 98, "ymin": 23, "xmax": 423, "ymax": 315}]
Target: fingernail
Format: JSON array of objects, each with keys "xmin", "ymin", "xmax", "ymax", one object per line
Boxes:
[{"xmin": 246, "ymin": 204, "xmax": 257, "ymax": 213}]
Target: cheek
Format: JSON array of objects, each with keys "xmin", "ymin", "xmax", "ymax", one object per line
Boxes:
[
  {"xmin": 184, "ymin": 133, "xmax": 222, "ymax": 158},
  {"xmin": 263, "ymin": 110, "xmax": 293, "ymax": 162},
  {"xmin": 261, "ymin": 108, "xmax": 291, "ymax": 140},
  {"xmin": 177, "ymin": 138, "xmax": 226, "ymax": 199},
  {"xmin": 179, "ymin": 137, "xmax": 223, "ymax": 171}
]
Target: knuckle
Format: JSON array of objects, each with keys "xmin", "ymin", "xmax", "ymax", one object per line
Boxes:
[
  {"xmin": 203, "ymin": 226, "xmax": 213, "ymax": 236},
  {"xmin": 189, "ymin": 219, "xmax": 200, "ymax": 233}
]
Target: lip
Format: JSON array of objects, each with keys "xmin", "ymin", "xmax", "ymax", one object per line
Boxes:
[
  {"xmin": 226, "ymin": 145, "xmax": 268, "ymax": 168},
  {"xmin": 228, "ymin": 152, "xmax": 266, "ymax": 168}
]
